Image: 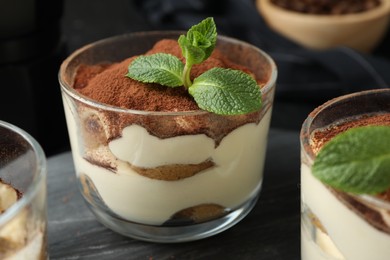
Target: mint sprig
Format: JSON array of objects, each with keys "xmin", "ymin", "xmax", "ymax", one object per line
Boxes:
[
  {"xmin": 312, "ymin": 125, "xmax": 390, "ymax": 195},
  {"xmin": 126, "ymin": 53, "xmax": 184, "ymax": 87},
  {"xmin": 126, "ymin": 17, "xmax": 262, "ymax": 115}
]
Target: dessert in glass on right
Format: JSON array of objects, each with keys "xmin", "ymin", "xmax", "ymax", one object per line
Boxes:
[{"xmin": 301, "ymin": 88, "xmax": 390, "ymax": 259}]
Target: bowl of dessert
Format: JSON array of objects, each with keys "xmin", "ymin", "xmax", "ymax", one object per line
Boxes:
[{"xmin": 256, "ymin": 0, "xmax": 390, "ymax": 52}]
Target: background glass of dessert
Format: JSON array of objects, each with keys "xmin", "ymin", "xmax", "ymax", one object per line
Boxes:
[
  {"xmin": 300, "ymin": 88, "xmax": 390, "ymax": 259},
  {"xmin": 0, "ymin": 120, "xmax": 48, "ymax": 259},
  {"xmin": 59, "ymin": 31, "xmax": 277, "ymax": 242}
]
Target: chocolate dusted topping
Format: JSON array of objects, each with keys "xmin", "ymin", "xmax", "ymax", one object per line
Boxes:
[
  {"xmin": 77, "ymin": 56, "xmax": 198, "ymax": 112},
  {"xmin": 73, "ymin": 63, "xmax": 112, "ymax": 90},
  {"xmin": 310, "ymin": 113, "xmax": 390, "ymax": 155},
  {"xmin": 75, "ymin": 39, "xmax": 262, "ymax": 112},
  {"xmin": 73, "ymin": 39, "xmax": 266, "ymax": 143}
]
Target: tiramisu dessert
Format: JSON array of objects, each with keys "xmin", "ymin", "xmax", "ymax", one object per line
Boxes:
[
  {"xmin": 0, "ymin": 180, "xmax": 46, "ymax": 260},
  {"xmin": 301, "ymin": 96, "xmax": 390, "ymax": 260},
  {"xmin": 60, "ymin": 17, "xmax": 275, "ymax": 237}
]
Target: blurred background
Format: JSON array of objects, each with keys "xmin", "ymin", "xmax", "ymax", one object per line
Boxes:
[{"xmin": 1, "ymin": 0, "xmax": 389, "ymax": 156}]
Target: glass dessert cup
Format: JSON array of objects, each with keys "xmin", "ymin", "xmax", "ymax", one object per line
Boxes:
[
  {"xmin": 300, "ymin": 89, "xmax": 390, "ymax": 259},
  {"xmin": 0, "ymin": 120, "xmax": 47, "ymax": 259},
  {"xmin": 59, "ymin": 31, "xmax": 276, "ymax": 242}
]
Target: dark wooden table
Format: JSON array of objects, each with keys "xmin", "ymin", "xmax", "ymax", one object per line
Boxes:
[{"xmin": 47, "ymin": 128, "xmax": 301, "ymax": 260}]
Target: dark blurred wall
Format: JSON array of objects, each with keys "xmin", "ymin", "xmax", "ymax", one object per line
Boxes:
[
  {"xmin": 0, "ymin": 0, "xmax": 68, "ymax": 156},
  {"xmin": 1, "ymin": 0, "xmax": 388, "ymax": 156}
]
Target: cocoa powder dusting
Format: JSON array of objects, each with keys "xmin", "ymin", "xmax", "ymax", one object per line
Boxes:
[
  {"xmin": 74, "ymin": 39, "xmax": 256, "ymax": 112},
  {"xmin": 73, "ymin": 63, "xmax": 112, "ymax": 90},
  {"xmin": 311, "ymin": 113, "xmax": 390, "ymax": 155},
  {"xmin": 72, "ymin": 38, "xmax": 266, "ymax": 145}
]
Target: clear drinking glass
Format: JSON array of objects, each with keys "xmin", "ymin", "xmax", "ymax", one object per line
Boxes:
[
  {"xmin": 59, "ymin": 31, "xmax": 277, "ymax": 242},
  {"xmin": 0, "ymin": 120, "xmax": 47, "ymax": 259},
  {"xmin": 300, "ymin": 89, "xmax": 390, "ymax": 259}
]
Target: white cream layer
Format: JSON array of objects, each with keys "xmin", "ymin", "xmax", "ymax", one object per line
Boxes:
[
  {"xmin": 301, "ymin": 163, "xmax": 390, "ymax": 260},
  {"xmin": 63, "ymin": 96, "xmax": 272, "ymax": 225},
  {"xmin": 109, "ymin": 125, "xmax": 214, "ymax": 168}
]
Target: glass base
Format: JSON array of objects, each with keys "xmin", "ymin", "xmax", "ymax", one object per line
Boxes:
[{"xmin": 86, "ymin": 195, "xmax": 259, "ymax": 243}]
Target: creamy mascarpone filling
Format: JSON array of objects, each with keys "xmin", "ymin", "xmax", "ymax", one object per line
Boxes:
[
  {"xmin": 301, "ymin": 163, "xmax": 390, "ymax": 260},
  {"xmin": 63, "ymin": 95, "xmax": 272, "ymax": 225},
  {"xmin": 109, "ymin": 125, "xmax": 215, "ymax": 167}
]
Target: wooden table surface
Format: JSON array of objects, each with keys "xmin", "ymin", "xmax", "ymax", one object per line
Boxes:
[{"xmin": 46, "ymin": 128, "xmax": 301, "ymax": 260}]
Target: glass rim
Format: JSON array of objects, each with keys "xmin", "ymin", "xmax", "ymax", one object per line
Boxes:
[
  {"xmin": 0, "ymin": 120, "xmax": 47, "ymax": 226},
  {"xmin": 58, "ymin": 30, "xmax": 277, "ymax": 116},
  {"xmin": 300, "ymin": 88, "xmax": 390, "ymax": 209}
]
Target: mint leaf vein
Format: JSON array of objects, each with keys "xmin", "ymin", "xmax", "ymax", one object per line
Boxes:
[
  {"xmin": 190, "ymin": 68, "xmax": 261, "ymax": 115},
  {"xmin": 312, "ymin": 125, "xmax": 390, "ymax": 194},
  {"xmin": 127, "ymin": 53, "xmax": 184, "ymax": 87}
]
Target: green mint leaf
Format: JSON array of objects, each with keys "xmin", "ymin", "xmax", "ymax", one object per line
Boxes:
[
  {"xmin": 186, "ymin": 17, "xmax": 216, "ymax": 59},
  {"xmin": 179, "ymin": 17, "xmax": 217, "ymax": 66},
  {"xmin": 178, "ymin": 35, "xmax": 206, "ymax": 65},
  {"xmin": 189, "ymin": 68, "xmax": 262, "ymax": 115},
  {"xmin": 127, "ymin": 53, "xmax": 184, "ymax": 87},
  {"xmin": 312, "ymin": 125, "xmax": 390, "ymax": 195},
  {"xmin": 191, "ymin": 31, "xmax": 212, "ymax": 49}
]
